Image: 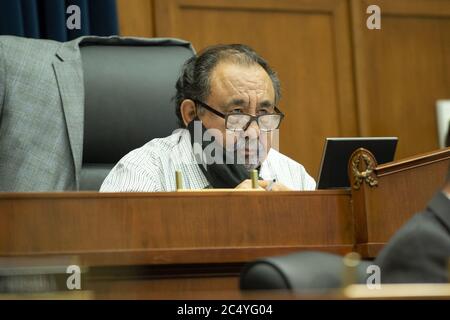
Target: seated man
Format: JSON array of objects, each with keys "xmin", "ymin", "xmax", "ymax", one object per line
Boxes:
[
  {"xmin": 375, "ymin": 167, "xmax": 450, "ymax": 283},
  {"xmin": 100, "ymin": 44, "xmax": 315, "ymax": 192}
]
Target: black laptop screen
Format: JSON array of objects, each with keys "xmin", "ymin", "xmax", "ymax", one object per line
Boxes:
[{"xmin": 317, "ymin": 137, "xmax": 398, "ymax": 189}]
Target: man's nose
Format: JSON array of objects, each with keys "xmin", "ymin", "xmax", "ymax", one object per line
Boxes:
[{"xmin": 243, "ymin": 119, "xmax": 260, "ymax": 139}]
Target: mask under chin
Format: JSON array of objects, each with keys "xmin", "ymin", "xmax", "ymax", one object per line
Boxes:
[
  {"xmin": 187, "ymin": 119, "xmax": 260, "ymax": 188},
  {"xmin": 242, "ymin": 162, "xmax": 260, "ymax": 171}
]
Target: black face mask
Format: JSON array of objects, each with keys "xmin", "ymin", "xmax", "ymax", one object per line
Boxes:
[{"xmin": 187, "ymin": 118, "xmax": 253, "ymax": 188}]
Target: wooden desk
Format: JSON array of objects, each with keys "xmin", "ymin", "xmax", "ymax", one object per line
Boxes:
[
  {"xmin": 0, "ymin": 148, "xmax": 448, "ymax": 295},
  {"xmin": 0, "ymin": 190, "xmax": 353, "ymax": 293},
  {"xmin": 349, "ymin": 147, "xmax": 450, "ymax": 257}
]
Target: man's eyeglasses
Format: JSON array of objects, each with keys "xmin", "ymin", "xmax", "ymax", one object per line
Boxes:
[{"xmin": 192, "ymin": 99, "xmax": 284, "ymax": 132}]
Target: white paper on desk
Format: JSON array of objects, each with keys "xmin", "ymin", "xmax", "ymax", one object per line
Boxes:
[{"xmin": 436, "ymin": 100, "xmax": 450, "ymax": 148}]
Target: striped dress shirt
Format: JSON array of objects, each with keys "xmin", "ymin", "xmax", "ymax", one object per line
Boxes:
[{"xmin": 100, "ymin": 129, "xmax": 316, "ymax": 192}]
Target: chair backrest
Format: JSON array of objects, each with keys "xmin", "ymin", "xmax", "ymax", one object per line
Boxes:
[
  {"xmin": 79, "ymin": 38, "xmax": 195, "ymax": 190},
  {"xmin": 240, "ymin": 251, "xmax": 371, "ymax": 292}
]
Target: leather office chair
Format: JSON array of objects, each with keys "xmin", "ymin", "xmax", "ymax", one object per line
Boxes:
[
  {"xmin": 240, "ymin": 251, "xmax": 372, "ymax": 293},
  {"xmin": 79, "ymin": 38, "xmax": 195, "ymax": 190}
]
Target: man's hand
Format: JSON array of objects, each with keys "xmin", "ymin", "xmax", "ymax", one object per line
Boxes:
[
  {"xmin": 235, "ymin": 179, "xmax": 292, "ymax": 191},
  {"xmin": 266, "ymin": 182, "xmax": 292, "ymax": 191},
  {"xmin": 235, "ymin": 179, "xmax": 269, "ymax": 190}
]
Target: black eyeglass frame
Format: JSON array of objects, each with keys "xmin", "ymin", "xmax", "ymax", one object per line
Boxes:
[{"xmin": 192, "ymin": 99, "xmax": 285, "ymax": 131}]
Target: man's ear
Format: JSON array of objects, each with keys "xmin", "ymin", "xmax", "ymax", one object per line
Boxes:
[{"xmin": 180, "ymin": 99, "xmax": 197, "ymax": 126}]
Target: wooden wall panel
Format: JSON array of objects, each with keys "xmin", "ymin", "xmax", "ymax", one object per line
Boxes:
[
  {"xmin": 351, "ymin": 0, "xmax": 450, "ymax": 161},
  {"xmin": 153, "ymin": 0, "xmax": 357, "ymax": 178},
  {"xmin": 117, "ymin": 0, "xmax": 450, "ymax": 177},
  {"xmin": 117, "ymin": 0, "xmax": 154, "ymax": 37}
]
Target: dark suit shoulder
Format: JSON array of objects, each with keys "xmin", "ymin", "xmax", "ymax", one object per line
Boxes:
[{"xmin": 376, "ymin": 208, "xmax": 450, "ymax": 283}]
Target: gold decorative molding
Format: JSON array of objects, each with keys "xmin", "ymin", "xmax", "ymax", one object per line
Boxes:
[{"xmin": 349, "ymin": 148, "xmax": 379, "ymax": 190}]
